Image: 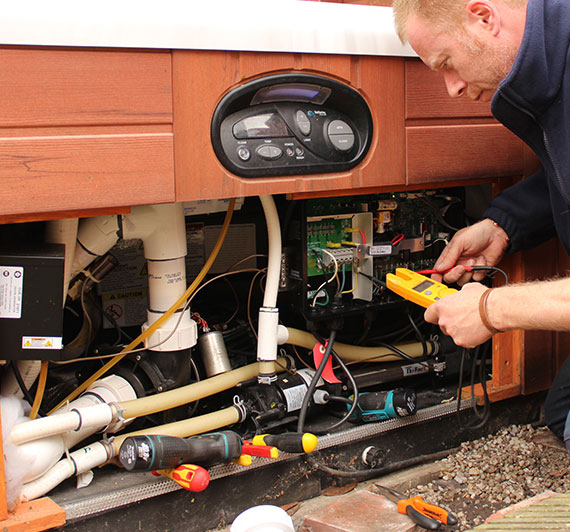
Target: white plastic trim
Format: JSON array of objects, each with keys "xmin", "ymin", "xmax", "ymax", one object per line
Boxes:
[{"xmin": 0, "ymin": 1, "xmax": 417, "ymax": 57}]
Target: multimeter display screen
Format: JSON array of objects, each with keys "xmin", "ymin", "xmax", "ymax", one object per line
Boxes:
[{"xmin": 413, "ymin": 279, "xmax": 434, "ymax": 292}]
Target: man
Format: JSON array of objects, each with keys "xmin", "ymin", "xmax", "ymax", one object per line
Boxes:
[{"xmin": 391, "ymin": 0, "xmax": 570, "ymax": 447}]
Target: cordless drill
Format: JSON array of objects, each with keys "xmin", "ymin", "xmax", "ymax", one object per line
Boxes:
[{"xmin": 349, "ymin": 389, "xmax": 417, "ymax": 423}]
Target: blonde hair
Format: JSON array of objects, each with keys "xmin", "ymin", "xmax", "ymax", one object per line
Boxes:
[{"xmin": 392, "ymin": 0, "xmax": 527, "ymax": 43}]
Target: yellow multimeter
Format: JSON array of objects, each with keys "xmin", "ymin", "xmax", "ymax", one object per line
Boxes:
[{"xmin": 386, "ymin": 268, "xmax": 457, "ymax": 308}]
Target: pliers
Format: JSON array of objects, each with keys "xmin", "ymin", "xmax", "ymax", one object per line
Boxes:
[{"xmin": 376, "ymin": 484, "xmax": 458, "ymax": 530}]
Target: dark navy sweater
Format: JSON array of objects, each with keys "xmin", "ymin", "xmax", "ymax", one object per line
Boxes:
[{"xmin": 484, "ymin": 0, "xmax": 570, "ymax": 255}]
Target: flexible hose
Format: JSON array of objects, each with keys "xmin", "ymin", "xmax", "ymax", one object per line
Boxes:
[
  {"xmin": 119, "ymin": 358, "xmax": 284, "ymax": 419},
  {"xmin": 29, "ymin": 361, "xmax": 48, "ymax": 420},
  {"xmin": 111, "ymin": 406, "xmax": 242, "ymax": 454},
  {"xmin": 47, "ymin": 198, "xmax": 236, "ymax": 414},
  {"xmin": 259, "ymin": 195, "xmax": 281, "ymax": 308},
  {"xmin": 283, "ymin": 327, "xmax": 433, "ymax": 363}
]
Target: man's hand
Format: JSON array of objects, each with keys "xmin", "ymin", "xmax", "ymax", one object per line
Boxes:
[
  {"xmin": 424, "ymin": 282, "xmax": 492, "ymax": 348},
  {"xmin": 433, "ymin": 218, "xmax": 509, "ymax": 285}
]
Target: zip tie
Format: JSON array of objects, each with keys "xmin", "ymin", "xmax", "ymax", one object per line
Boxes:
[{"xmin": 79, "ymin": 269, "xmax": 103, "ymax": 284}]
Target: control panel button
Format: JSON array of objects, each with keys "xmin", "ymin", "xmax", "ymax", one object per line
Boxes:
[
  {"xmin": 237, "ymin": 146, "xmax": 251, "ymax": 161},
  {"xmin": 327, "ymin": 120, "xmax": 355, "ymax": 152},
  {"xmin": 296, "ymin": 110, "xmax": 311, "ymax": 136},
  {"xmin": 329, "ymin": 134, "xmax": 355, "ymax": 152},
  {"xmin": 328, "ymin": 119, "xmax": 353, "ymax": 135},
  {"xmin": 256, "ymin": 145, "xmax": 283, "ymax": 160}
]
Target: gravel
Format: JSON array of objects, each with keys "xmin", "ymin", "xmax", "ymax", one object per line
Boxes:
[{"xmin": 410, "ymin": 424, "xmax": 570, "ymax": 530}]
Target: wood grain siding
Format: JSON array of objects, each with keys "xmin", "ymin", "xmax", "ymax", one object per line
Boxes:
[
  {"xmin": 173, "ymin": 50, "xmax": 405, "ymax": 201},
  {"xmin": 405, "ymin": 60, "xmax": 492, "ymax": 119},
  {"xmin": 406, "ymin": 124, "xmax": 523, "ymax": 183},
  {"xmin": 404, "ymin": 59, "xmax": 524, "ymax": 184},
  {"xmin": 0, "ymin": 48, "xmax": 173, "ymax": 127},
  {"xmin": 0, "ymin": 126, "xmax": 174, "ymax": 217},
  {"xmin": 0, "ymin": 48, "xmax": 175, "ymax": 220}
]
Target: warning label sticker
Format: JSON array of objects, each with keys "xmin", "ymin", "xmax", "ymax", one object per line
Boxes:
[
  {"xmin": 0, "ymin": 266, "xmax": 24, "ymax": 319},
  {"xmin": 22, "ymin": 336, "xmax": 63, "ymax": 350}
]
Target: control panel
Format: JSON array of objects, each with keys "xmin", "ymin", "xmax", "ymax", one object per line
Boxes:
[{"xmin": 211, "ymin": 74, "xmax": 373, "ymax": 178}]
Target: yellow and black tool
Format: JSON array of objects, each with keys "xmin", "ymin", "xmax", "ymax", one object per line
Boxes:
[{"xmin": 386, "ymin": 268, "xmax": 457, "ymax": 308}]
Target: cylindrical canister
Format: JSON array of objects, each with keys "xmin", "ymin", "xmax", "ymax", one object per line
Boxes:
[{"xmin": 198, "ymin": 330, "xmax": 232, "ymax": 377}]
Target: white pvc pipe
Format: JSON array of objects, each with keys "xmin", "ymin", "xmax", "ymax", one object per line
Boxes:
[
  {"xmin": 122, "ymin": 203, "xmax": 187, "ymax": 260},
  {"xmin": 22, "ymin": 406, "xmax": 240, "ymax": 500},
  {"xmin": 143, "ymin": 257, "xmax": 196, "ymax": 351},
  {"xmin": 9, "ymin": 403, "xmax": 115, "ymax": 446},
  {"xmin": 21, "ymin": 441, "xmax": 111, "ymax": 502},
  {"xmin": 71, "ymin": 214, "xmax": 121, "ymax": 277},
  {"xmin": 124, "ymin": 202, "xmax": 196, "ymax": 351}
]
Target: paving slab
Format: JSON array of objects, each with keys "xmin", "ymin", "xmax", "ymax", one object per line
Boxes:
[{"xmin": 299, "ymin": 489, "xmax": 422, "ymax": 532}]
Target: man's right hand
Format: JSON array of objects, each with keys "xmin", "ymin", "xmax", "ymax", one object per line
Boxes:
[{"xmin": 432, "ymin": 218, "xmax": 509, "ymax": 285}]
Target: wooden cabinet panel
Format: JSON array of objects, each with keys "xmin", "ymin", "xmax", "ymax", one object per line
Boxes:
[
  {"xmin": 405, "ymin": 60, "xmax": 491, "ymax": 119},
  {"xmin": 0, "ymin": 47, "xmax": 175, "ymax": 221},
  {"xmin": 0, "ymin": 48, "xmax": 172, "ymax": 128},
  {"xmin": 406, "ymin": 124, "xmax": 523, "ymax": 184},
  {"xmin": 355, "ymin": 55, "xmax": 405, "ymax": 188},
  {"xmin": 0, "ymin": 126, "xmax": 174, "ymax": 218},
  {"xmin": 173, "ymin": 50, "xmax": 405, "ymax": 202}
]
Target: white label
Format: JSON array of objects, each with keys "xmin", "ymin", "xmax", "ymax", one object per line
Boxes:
[
  {"xmin": 0, "ymin": 266, "xmax": 24, "ymax": 319},
  {"xmin": 402, "ymin": 363, "xmax": 430, "ymax": 376},
  {"xmin": 282, "ymin": 384, "xmax": 307, "ymax": 412},
  {"xmin": 22, "ymin": 336, "xmax": 63, "ymax": 350}
]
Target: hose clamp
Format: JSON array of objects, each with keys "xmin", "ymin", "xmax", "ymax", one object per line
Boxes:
[{"xmin": 233, "ymin": 395, "xmax": 248, "ymax": 422}]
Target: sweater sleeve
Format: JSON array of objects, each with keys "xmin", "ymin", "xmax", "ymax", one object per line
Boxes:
[{"xmin": 483, "ymin": 168, "xmax": 556, "ymax": 254}]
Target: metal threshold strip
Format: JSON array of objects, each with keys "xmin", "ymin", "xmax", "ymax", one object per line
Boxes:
[{"xmin": 59, "ymin": 399, "xmax": 471, "ymax": 521}]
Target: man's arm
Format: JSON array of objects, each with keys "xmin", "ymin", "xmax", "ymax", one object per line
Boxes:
[
  {"xmin": 484, "ymin": 167, "xmax": 556, "ymax": 254},
  {"xmin": 424, "ymin": 277, "xmax": 570, "ymax": 348}
]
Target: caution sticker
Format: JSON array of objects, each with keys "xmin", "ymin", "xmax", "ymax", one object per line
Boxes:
[
  {"xmin": 22, "ymin": 336, "xmax": 63, "ymax": 350},
  {"xmin": 0, "ymin": 266, "xmax": 24, "ymax": 319}
]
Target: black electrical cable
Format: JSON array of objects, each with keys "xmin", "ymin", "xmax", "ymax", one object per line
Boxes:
[
  {"xmin": 375, "ymin": 340, "xmax": 430, "ymax": 369},
  {"xmin": 407, "ymin": 313, "xmax": 428, "ymax": 358},
  {"xmin": 358, "ymin": 271, "xmax": 386, "ymax": 289},
  {"xmin": 326, "ymin": 395, "xmax": 352, "ymax": 404},
  {"xmin": 8, "ymin": 360, "xmax": 39, "ymax": 412},
  {"xmin": 468, "ymin": 344, "xmax": 491, "ymax": 428},
  {"xmin": 296, "ymin": 329, "xmax": 337, "ymax": 434},
  {"xmin": 309, "ymin": 348, "xmax": 359, "ymax": 435},
  {"xmin": 469, "ymin": 265, "xmax": 509, "ymax": 286},
  {"xmin": 455, "ymin": 345, "xmax": 491, "ymax": 430},
  {"xmin": 306, "ymin": 448, "xmax": 453, "ymax": 480}
]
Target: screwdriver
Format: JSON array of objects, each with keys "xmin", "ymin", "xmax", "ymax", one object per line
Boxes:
[
  {"xmin": 376, "ymin": 484, "xmax": 458, "ymax": 530},
  {"xmin": 118, "ymin": 431, "xmax": 279, "ymax": 471},
  {"xmin": 251, "ymin": 432, "xmax": 318, "ymax": 454},
  {"xmin": 151, "ymin": 464, "xmax": 210, "ymax": 492},
  {"xmin": 119, "ymin": 431, "xmax": 244, "ymax": 471}
]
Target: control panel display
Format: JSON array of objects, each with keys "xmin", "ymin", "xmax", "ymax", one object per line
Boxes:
[{"xmin": 211, "ymin": 74, "xmax": 372, "ymax": 178}]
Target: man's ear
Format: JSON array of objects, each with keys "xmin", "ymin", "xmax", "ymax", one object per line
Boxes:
[{"xmin": 465, "ymin": 0, "xmax": 501, "ymax": 36}]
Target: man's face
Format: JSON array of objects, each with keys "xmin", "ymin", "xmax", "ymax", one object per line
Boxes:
[{"xmin": 407, "ymin": 13, "xmax": 516, "ymax": 102}]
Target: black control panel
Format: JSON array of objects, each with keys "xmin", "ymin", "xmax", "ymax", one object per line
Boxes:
[{"xmin": 211, "ymin": 74, "xmax": 373, "ymax": 178}]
